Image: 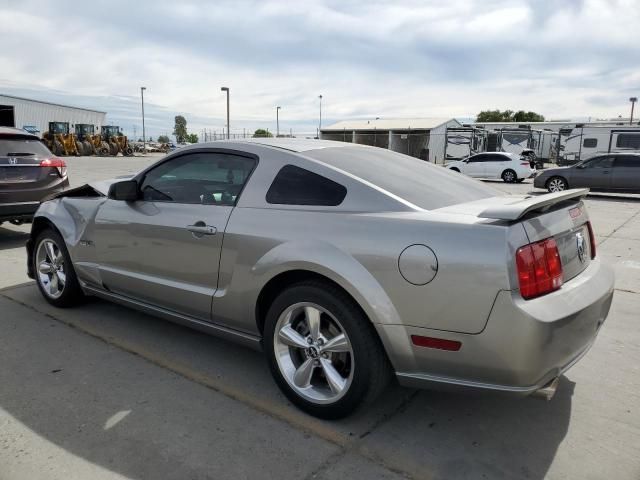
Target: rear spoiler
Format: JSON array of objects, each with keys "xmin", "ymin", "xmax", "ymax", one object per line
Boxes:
[{"xmin": 478, "ymin": 189, "xmax": 589, "ymax": 221}]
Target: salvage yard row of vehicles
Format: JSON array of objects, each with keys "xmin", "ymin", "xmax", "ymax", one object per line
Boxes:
[{"xmin": 41, "ymin": 122, "xmax": 134, "ymax": 157}]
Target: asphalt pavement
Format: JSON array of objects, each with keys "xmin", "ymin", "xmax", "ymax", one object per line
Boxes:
[{"xmin": 0, "ymin": 156, "xmax": 638, "ymax": 480}]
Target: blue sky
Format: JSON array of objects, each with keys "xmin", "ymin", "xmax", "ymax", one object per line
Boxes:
[{"xmin": 1, "ymin": 0, "xmax": 638, "ymax": 139}]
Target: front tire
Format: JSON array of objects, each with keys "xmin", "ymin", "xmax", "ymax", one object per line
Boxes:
[
  {"xmin": 264, "ymin": 281, "xmax": 391, "ymax": 419},
  {"xmin": 449, "ymin": 167, "xmax": 460, "ymax": 172},
  {"xmin": 502, "ymin": 169, "xmax": 517, "ymax": 183},
  {"xmin": 33, "ymin": 228, "xmax": 84, "ymax": 307},
  {"xmin": 546, "ymin": 176, "xmax": 568, "ymax": 192}
]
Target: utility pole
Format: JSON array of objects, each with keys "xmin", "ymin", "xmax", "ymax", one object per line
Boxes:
[
  {"xmin": 221, "ymin": 87, "xmax": 230, "ymax": 139},
  {"xmin": 630, "ymin": 97, "xmax": 638, "ymax": 125},
  {"xmin": 140, "ymin": 87, "xmax": 146, "ymax": 154},
  {"xmin": 318, "ymin": 94, "xmax": 323, "ymax": 139},
  {"xmin": 276, "ymin": 106, "xmax": 281, "ymax": 137}
]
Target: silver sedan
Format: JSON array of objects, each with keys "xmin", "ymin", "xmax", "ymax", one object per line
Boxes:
[{"xmin": 26, "ymin": 139, "xmax": 614, "ymax": 418}]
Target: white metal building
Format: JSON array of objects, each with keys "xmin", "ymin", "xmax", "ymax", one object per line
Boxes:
[
  {"xmin": 320, "ymin": 118, "xmax": 461, "ymax": 163},
  {"xmin": 0, "ymin": 94, "xmax": 106, "ymax": 136}
]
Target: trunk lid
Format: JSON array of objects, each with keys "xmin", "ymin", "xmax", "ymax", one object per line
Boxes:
[{"xmin": 435, "ymin": 189, "xmax": 594, "ymax": 283}]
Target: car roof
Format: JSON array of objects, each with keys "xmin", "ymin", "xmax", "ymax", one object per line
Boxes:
[
  {"xmin": 205, "ymin": 137, "xmax": 365, "ymax": 153},
  {"xmin": 0, "ymin": 126, "xmax": 39, "ymax": 138},
  {"xmin": 472, "ymin": 151, "xmax": 514, "ymax": 157}
]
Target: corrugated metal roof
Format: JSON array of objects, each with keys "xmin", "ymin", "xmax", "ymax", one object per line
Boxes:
[
  {"xmin": 321, "ymin": 118, "xmax": 459, "ymax": 131},
  {"xmin": 0, "ymin": 93, "xmax": 107, "ymax": 114}
]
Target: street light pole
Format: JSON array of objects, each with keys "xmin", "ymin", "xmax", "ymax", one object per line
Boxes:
[
  {"xmin": 276, "ymin": 106, "xmax": 281, "ymax": 137},
  {"xmin": 221, "ymin": 87, "xmax": 230, "ymax": 139},
  {"xmin": 140, "ymin": 87, "xmax": 146, "ymax": 154},
  {"xmin": 630, "ymin": 97, "xmax": 638, "ymax": 125},
  {"xmin": 318, "ymin": 94, "xmax": 323, "ymax": 138}
]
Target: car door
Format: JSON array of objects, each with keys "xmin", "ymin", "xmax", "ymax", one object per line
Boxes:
[
  {"xmin": 93, "ymin": 151, "xmax": 257, "ymax": 320},
  {"xmin": 611, "ymin": 155, "xmax": 640, "ymax": 192},
  {"xmin": 570, "ymin": 155, "xmax": 614, "ymax": 190},
  {"xmin": 462, "ymin": 154, "xmax": 486, "ymax": 177},
  {"xmin": 483, "ymin": 154, "xmax": 507, "ymax": 179}
]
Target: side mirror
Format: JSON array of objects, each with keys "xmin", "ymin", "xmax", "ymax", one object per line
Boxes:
[
  {"xmin": 576, "ymin": 164, "xmax": 585, "ymax": 169},
  {"xmin": 108, "ymin": 180, "xmax": 139, "ymax": 201}
]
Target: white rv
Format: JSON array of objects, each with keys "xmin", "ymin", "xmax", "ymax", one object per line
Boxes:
[{"xmin": 556, "ymin": 126, "xmax": 640, "ymax": 165}]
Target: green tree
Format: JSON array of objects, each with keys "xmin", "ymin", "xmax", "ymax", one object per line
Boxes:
[
  {"xmin": 157, "ymin": 135, "xmax": 170, "ymax": 143},
  {"xmin": 476, "ymin": 109, "xmax": 544, "ymax": 122},
  {"xmin": 173, "ymin": 116, "xmax": 188, "ymax": 143},
  {"xmin": 252, "ymin": 128, "xmax": 273, "ymax": 138},
  {"xmin": 186, "ymin": 133, "xmax": 199, "ymax": 143}
]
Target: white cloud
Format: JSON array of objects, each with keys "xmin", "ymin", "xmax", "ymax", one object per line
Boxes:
[{"xmin": 0, "ymin": 0, "xmax": 638, "ymax": 138}]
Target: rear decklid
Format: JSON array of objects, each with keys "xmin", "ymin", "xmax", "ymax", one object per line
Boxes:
[
  {"xmin": 0, "ymin": 134, "xmax": 59, "ymax": 188},
  {"xmin": 436, "ymin": 189, "xmax": 594, "ymax": 283}
]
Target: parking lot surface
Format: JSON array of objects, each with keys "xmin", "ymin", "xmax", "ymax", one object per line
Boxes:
[{"xmin": 1, "ymin": 156, "xmax": 639, "ymax": 479}]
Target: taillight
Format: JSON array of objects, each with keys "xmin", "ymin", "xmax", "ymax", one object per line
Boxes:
[
  {"xmin": 586, "ymin": 221, "xmax": 596, "ymax": 259},
  {"xmin": 516, "ymin": 237, "xmax": 563, "ymax": 299},
  {"xmin": 40, "ymin": 158, "xmax": 67, "ymax": 177},
  {"xmin": 520, "ymin": 162, "xmax": 531, "ymax": 166}
]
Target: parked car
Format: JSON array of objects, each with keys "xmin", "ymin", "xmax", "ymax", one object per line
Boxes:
[
  {"xmin": 26, "ymin": 139, "xmax": 613, "ymax": 418},
  {"xmin": 535, "ymin": 152, "xmax": 640, "ymax": 193},
  {"xmin": 0, "ymin": 127, "xmax": 69, "ymax": 226},
  {"xmin": 446, "ymin": 152, "xmax": 536, "ymax": 182}
]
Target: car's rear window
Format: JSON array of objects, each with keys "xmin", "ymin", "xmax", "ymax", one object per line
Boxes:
[
  {"xmin": 0, "ymin": 137, "xmax": 52, "ymax": 157},
  {"xmin": 305, "ymin": 146, "xmax": 499, "ymax": 209}
]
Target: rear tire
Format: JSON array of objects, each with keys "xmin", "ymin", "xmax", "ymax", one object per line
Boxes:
[
  {"xmin": 546, "ymin": 176, "xmax": 568, "ymax": 193},
  {"xmin": 33, "ymin": 228, "xmax": 84, "ymax": 308},
  {"xmin": 502, "ymin": 169, "xmax": 517, "ymax": 183},
  {"xmin": 264, "ymin": 281, "xmax": 391, "ymax": 419}
]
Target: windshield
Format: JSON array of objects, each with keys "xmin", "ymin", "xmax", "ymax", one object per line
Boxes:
[
  {"xmin": 0, "ymin": 137, "xmax": 52, "ymax": 157},
  {"xmin": 306, "ymin": 146, "xmax": 500, "ymax": 210}
]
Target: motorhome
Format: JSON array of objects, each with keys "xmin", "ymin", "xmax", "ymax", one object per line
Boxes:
[{"xmin": 556, "ymin": 126, "xmax": 640, "ymax": 165}]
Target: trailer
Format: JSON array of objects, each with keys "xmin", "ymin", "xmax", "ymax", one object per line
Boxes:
[
  {"xmin": 556, "ymin": 126, "xmax": 640, "ymax": 165},
  {"xmin": 443, "ymin": 126, "xmax": 487, "ymax": 161}
]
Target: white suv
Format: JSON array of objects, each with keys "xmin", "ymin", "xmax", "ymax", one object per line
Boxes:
[{"xmin": 446, "ymin": 152, "xmax": 536, "ymax": 183}]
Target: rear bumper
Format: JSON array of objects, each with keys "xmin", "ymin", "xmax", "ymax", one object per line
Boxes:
[
  {"xmin": 377, "ymin": 258, "xmax": 614, "ymax": 395},
  {"xmin": 0, "ymin": 201, "xmax": 40, "ymax": 222},
  {"xmin": 0, "ymin": 178, "xmax": 68, "ymax": 221}
]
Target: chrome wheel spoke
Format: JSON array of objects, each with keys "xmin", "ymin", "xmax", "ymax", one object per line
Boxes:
[
  {"xmin": 45, "ymin": 241, "xmax": 57, "ymax": 264},
  {"xmin": 293, "ymin": 358, "xmax": 316, "ymax": 388},
  {"xmin": 278, "ymin": 324, "xmax": 309, "ymax": 350},
  {"xmin": 320, "ymin": 333, "xmax": 350, "ymax": 353},
  {"xmin": 38, "ymin": 261, "xmax": 53, "ymax": 274},
  {"xmin": 56, "ymin": 270, "xmax": 66, "ymax": 287},
  {"xmin": 49, "ymin": 273, "xmax": 59, "ymax": 295},
  {"xmin": 320, "ymin": 358, "xmax": 347, "ymax": 395},
  {"xmin": 304, "ymin": 306, "xmax": 321, "ymax": 341}
]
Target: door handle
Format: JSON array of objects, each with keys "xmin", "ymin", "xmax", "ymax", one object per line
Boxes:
[{"xmin": 187, "ymin": 223, "xmax": 217, "ymax": 236}]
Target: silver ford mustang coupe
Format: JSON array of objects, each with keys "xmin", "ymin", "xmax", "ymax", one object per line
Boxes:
[{"xmin": 26, "ymin": 139, "xmax": 614, "ymax": 418}]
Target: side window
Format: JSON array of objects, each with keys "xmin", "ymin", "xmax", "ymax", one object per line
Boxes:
[
  {"xmin": 616, "ymin": 134, "xmax": 640, "ymax": 149},
  {"xmin": 583, "ymin": 138, "xmax": 598, "ymax": 148},
  {"xmin": 140, "ymin": 152, "xmax": 256, "ymax": 205},
  {"xmin": 584, "ymin": 156, "xmax": 614, "ymax": 169},
  {"xmin": 615, "ymin": 156, "xmax": 640, "ymax": 168},
  {"xmin": 489, "ymin": 154, "xmax": 508, "ymax": 162},
  {"xmin": 266, "ymin": 165, "xmax": 347, "ymax": 206},
  {"xmin": 467, "ymin": 155, "xmax": 484, "ymax": 163}
]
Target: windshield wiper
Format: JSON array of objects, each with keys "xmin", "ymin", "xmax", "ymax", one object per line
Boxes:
[{"xmin": 6, "ymin": 152, "xmax": 36, "ymax": 156}]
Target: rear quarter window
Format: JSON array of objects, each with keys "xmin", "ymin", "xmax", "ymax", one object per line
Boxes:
[{"xmin": 266, "ymin": 165, "xmax": 347, "ymax": 206}]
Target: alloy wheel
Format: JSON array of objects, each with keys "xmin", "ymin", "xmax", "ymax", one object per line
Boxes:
[
  {"xmin": 548, "ymin": 178, "xmax": 566, "ymax": 192},
  {"xmin": 274, "ymin": 302, "xmax": 354, "ymax": 404},
  {"xmin": 36, "ymin": 239, "xmax": 66, "ymax": 299}
]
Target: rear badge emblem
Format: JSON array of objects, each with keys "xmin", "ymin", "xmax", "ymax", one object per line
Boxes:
[
  {"xmin": 576, "ymin": 232, "xmax": 586, "ymax": 263},
  {"xmin": 8, "ymin": 158, "xmax": 17, "ymax": 165}
]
